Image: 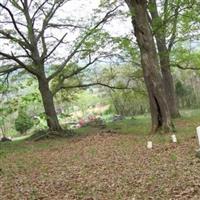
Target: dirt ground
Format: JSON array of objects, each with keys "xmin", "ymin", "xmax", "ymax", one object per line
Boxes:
[{"xmin": 1, "ymin": 133, "xmax": 200, "ymax": 200}]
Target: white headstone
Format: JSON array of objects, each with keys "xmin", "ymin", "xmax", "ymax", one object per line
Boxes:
[
  {"xmin": 171, "ymin": 134, "xmax": 177, "ymax": 143},
  {"xmin": 147, "ymin": 141, "xmax": 152, "ymax": 149},
  {"xmin": 196, "ymin": 126, "xmax": 200, "ymax": 146}
]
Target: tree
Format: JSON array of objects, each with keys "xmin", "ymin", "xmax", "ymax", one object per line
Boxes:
[
  {"xmin": 0, "ymin": 84, "xmax": 8, "ymax": 137},
  {"xmin": 124, "ymin": 0, "xmax": 173, "ymax": 133},
  {"xmin": 15, "ymin": 108, "xmax": 33, "ymax": 134},
  {"xmin": 0, "ymin": 0, "xmax": 118, "ymax": 133},
  {"xmin": 148, "ymin": 0, "xmax": 180, "ymax": 118},
  {"xmin": 0, "ymin": 83, "xmax": 17, "ymax": 137},
  {"xmin": 97, "ymin": 63, "xmax": 147, "ymax": 116}
]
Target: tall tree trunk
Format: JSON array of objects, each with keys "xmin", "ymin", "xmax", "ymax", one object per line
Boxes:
[
  {"xmin": 38, "ymin": 77, "xmax": 62, "ymax": 131},
  {"xmin": 158, "ymin": 42, "xmax": 180, "ymax": 118},
  {"xmin": 149, "ymin": 0, "xmax": 180, "ymax": 118},
  {"xmin": 125, "ymin": 0, "xmax": 173, "ymax": 133}
]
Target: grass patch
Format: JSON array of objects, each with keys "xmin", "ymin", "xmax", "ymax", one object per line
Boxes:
[
  {"xmin": 1, "ymin": 110, "xmax": 200, "ymax": 199},
  {"xmin": 106, "ymin": 116, "xmax": 150, "ymax": 136},
  {"xmin": 1, "ymin": 109, "xmax": 200, "ymax": 156}
]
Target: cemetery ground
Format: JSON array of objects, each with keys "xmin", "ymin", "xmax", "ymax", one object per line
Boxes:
[{"xmin": 1, "ymin": 110, "xmax": 200, "ymax": 199}]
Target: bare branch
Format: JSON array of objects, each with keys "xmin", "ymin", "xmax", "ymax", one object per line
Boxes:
[
  {"xmin": 44, "ymin": 32, "xmax": 68, "ymax": 60},
  {"xmin": 0, "ymin": 30, "xmax": 29, "ymax": 49},
  {"xmin": 63, "ymin": 57, "xmax": 99, "ymax": 80},
  {"xmin": 31, "ymin": 0, "xmax": 48, "ymax": 21},
  {"xmin": 47, "ymin": 23, "xmax": 86, "ymax": 29},
  {"xmin": 36, "ymin": 1, "xmax": 64, "ymax": 42},
  {"xmin": 0, "ymin": 29, "xmax": 33, "ymax": 59},
  {"xmin": 47, "ymin": 6, "xmax": 120, "ymax": 81},
  {"xmin": 0, "ymin": 51, "xmax": 38, "ymax": 75},
  {"xmin": 0, "ymin": 65, "xmax": 21, "ymax": 76},
  {"xmin": 172, "ymin": 63, "xmax": 200, "ymax": 70},
  {"xmin": 0, "ymin": 20, "xmax": 26, "ymax": 27},
  {"xmin": 57, "ymin": 82, "xmax": 138, "ymax": 91},
  {"xmin": 0, "ymin": 0, "xmax": 8, "ymax": 14},
  {"xmin": 168, "ymin": 3, "xmax": 180, "ymax": 51},
  {"xmin": 0, "ymin": 2, "xmax": 30, "ymax": 46}
]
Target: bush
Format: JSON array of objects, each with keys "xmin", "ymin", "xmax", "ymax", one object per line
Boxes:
[{"xmin": 15, "ymin": 110, "xmax": 34, "ymax": 134}]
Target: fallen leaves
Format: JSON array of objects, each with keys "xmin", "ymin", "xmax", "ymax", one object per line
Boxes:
[{"xmin": 1, "ymin": 133, "xmax": 200, "ymax": 200}]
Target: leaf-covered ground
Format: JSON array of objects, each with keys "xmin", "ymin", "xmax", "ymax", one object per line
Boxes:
[{"xmin": 1, "ymin": 112, "xmax": 200, "ymax": 200}]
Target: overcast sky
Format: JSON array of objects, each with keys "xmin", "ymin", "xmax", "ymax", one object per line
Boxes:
[
  {"xmin": 62, "ymin": 0, "xmax": 132, "ymax": 36},
  {"xmin": 0, "ymin": 0, "xmax": 133, "ymax": 68}
]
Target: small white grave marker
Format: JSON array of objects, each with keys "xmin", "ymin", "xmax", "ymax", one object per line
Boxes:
[
  {"xmin": 196, "ymin": 126, "xmax": 200, "ymax": 146},
  {"xmin": 196, "ymin": 126, "xmax": 200, "ymax": 158},
  {"xmin": 147, "ymin": 141, "xmax": 152, "ymax": 149},
  {"xmin": 171, "ymin": 134, "xmax": 177, "ymax": 143}
]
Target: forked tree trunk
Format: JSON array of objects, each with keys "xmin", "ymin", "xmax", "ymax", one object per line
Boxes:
[
  {"xmin": 125, "ymin": 0, "xmax": 173, "ymax": 133},
  {"xmin": 149, "ymin": 0, "xmax": 180, "ymax": 118},
  {"xmin": 38, "ymin": 77, "xmax": 62, "ymax": 131},
  {"xmin": 158, "ymin": 42, "xmax": 180, "ymax": 118}
]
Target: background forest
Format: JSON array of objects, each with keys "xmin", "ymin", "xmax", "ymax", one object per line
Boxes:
[
  {"xmin": 1, "ymin": 0, "xmax": 200, "ymax": 138},
  {"xmin": 1, "ymin": 1, "xmax": 200, "ymax": 199}
]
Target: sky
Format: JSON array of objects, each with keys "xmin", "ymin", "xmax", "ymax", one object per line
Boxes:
[
  {"xmin": 0, "ymin": 0, "xmax": 133, "ymax": 69},
  {"xmin": 60, "ymin": 0, "xmax": 132, "ymax": 37}
]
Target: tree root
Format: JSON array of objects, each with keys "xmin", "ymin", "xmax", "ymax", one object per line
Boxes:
[{"xmin": 30, "ymin": 129, "xmax": 75, "ymax": 141}]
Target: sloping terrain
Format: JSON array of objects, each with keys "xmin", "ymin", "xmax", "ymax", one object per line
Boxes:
[{"xmin": 1, "ymin": 131, "xmax": 200, "ymax": 200}]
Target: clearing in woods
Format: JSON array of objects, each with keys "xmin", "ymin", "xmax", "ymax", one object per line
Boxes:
[{"xmin": 1, "ymin": 110, "xmax": 200, "ymax": 200}]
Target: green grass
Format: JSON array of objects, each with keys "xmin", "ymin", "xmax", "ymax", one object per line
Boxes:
[
  {"xmin": 2, "ymin": 128, "xmax": 18, "ymax": 137},
  {"xmin": 1, "ymin": 109, "xmax": 200, "ymax": 156},
  {"xmin": 106, "ymin": 114, "xmax": 151, "ymax": 136},
  {"xmin": 75, "ymin": 126, "xmax": 98, "ymax": 136},
  {"xmin": 0, "ymin": 137, "xmax": 66, "ymax": 158},
  {"xmin": 1, "ymin": 109, "xmax": 200, "ymax": 200},
  {"xmin": 0, "ymin": 140, "xmax": 30, "ymax": 158},
  {"xmin": 106, "ymin": 109, "xmax": 199, "ymax": 138},
  {"xmin": 173, "ymin": 109, "xmax": 200, "ymax": 139}
]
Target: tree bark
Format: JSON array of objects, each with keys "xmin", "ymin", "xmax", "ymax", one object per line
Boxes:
[
  {"xmin": 158, "ymin": 42, "xmax": 180, "ymax": 118},
  {"xmin": 38, "ymin": 77, "xmax": 62, "ymax": 131},
  {"xmin": 125, "ymin": 0, "xmax": 173, "ymax": 133},
  {"xmin": 149, "ymin": 0, "xmax": 180, "ymax": 118}
]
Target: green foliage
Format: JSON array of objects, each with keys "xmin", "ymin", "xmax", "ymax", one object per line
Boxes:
[
  {"xmin": 175, "ymin": 81, "xmax": 189, "ymax": 97},
  {"xmin": 0, "ymin": 84, "xmax": 17, "ymax": 136},
  {"xmin": 103, "ymin": 106, "xmax": 115, "ymax": 115},
  {"xmin": 111, "ymin": 36, "xmax": 140, "ymax": 64},
  {"xmin": 171, "ymin": 47, "xmax": 200, "ymax": 69},
  {"xmin": 0, "ymin": 84, "xmax": 7, "ymax": 93},
  {"xmin": 21, "ymin": 92, "xmax": 41, "ymax": 105},
  {"xmin": 175, "ymin": 80, "xmax": 199, "ymax": 109},
  {"xmin": 51, "ymin": 63, "xmax": 82, "ymax": 102},
  {"xmin": 81, "ymin": 30, "xmax": 110, "ymax": 58},
  {"xmin": 98, "ymin": 64, "xmax": 146, "ymax": 116},
  {"xmin": 15, "ymin": 109, "xmax": 34, "ymax": 134},
  {"xmin": 170, "ymin": 153, "xmax": 178, "ymax": 162},
  {"xmin": 75, "ymin": 90, "xmax": 100, "ymax": 114},
  {"xmin": 109, "ymin": 90, "xmax": 148, "ymax": 116}
]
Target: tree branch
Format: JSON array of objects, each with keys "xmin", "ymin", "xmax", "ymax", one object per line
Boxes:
[
  {"xmin": 0, "ymin": 2, "xmax": 30, "ymax": 46},
  {"xmin": 0, "ymin": 30, "xmax": 30, "ymax": 50},
  {"xmin": 167, "ymin": 2, "xmax": 180, "ymax": 51},
  {"xmin": 31, "ymin": 0, "xmax": 48, "ymax": 21},
  {"xmin": 36, "ymin": 1, "xmax": 64, "ymax": 42},
  {"xmin": 48, "ymin": 23, "xmax": 85, "ymax": 29},
  {"xmin": 63, "ymin": 56, "xmax": 99, "ymax": 80},
  {"xmin": 44, "ymin": 32, "xmax": 68, "ymax": 60},
  {"xmin": 53, "ymin": 82, "xmax": 137, "ymax": 96},
  {"xmin": 0, "ymin": 65, "xmax": 21, "ymax": 76},
  {"xmin": 0, "ymin": 51, "xmax": 38, "ymax": 75},
  {"xmin": 172, "ymin": 63, "xmax": 200, "ymax": 70},
  {"xmin": 59, "ymin": 81, "xmax": 146, "ymax": 96},
  {"xmin": 47, "ymin": 6, "xmax": 119, "ymax": 81}
]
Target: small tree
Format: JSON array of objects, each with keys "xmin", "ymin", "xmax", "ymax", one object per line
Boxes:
[
  {"xmin": 0, "ymin": 0, "xmax": 118, "ymax": 133},
  {"xmin": 15, "ymin": 109, "xmax": 33, "ymax": 134}
]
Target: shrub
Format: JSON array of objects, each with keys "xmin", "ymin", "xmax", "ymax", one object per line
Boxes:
[{"xmin": 15, "ymin": 110, "xmax": 34, "ymax": 134}]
